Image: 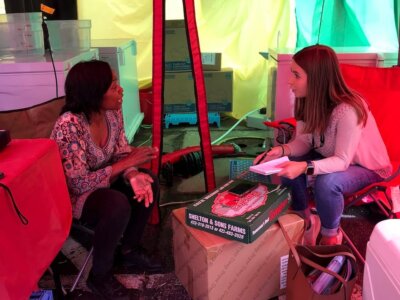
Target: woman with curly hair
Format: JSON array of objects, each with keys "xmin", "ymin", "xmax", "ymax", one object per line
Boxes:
[{"xmin": 51, "ymin": 60, "xmax": 162, "ymax": 300}]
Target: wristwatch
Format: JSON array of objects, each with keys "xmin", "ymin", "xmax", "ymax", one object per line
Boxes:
[{"xmin": 305, "ymin": 160, "xmax": 314, "ymax": 175}]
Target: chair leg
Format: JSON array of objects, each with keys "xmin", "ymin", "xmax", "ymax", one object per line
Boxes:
[
  {"xmin": 339, "ymin": 227, "xmax": 365, "ymax": 264},
  {"xmin": 70, "ymin": 246, "xmax": 94, "ymax": 293},
  {"xmin": 48, "ymin": 252, "xmax": 67, "ymax": 299},
  {"xmin": 47, "ymin": 266, "xmax": 66, "ymax": 299}
]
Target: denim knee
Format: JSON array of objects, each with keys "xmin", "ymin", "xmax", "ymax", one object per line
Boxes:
[
  {"xmin": 281, "ymin": 174, "xmax": 309, "ymax": 211},
  {"xmin": 313, "ymin": 174, "xmax": 343, "ymax": 231}
]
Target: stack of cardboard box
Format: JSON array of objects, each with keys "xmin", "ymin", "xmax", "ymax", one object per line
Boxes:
[
  {"xmin": 173, "ymin": 207, "xmax": 304, "ymax": 300},
  {"xmin": 164, "ymin": 20, "xmax": 233, "ymax": 114}
]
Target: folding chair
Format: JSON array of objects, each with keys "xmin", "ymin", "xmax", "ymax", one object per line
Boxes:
[
  {"xmin": 264, "ymin": 117, "xmax": 296, "ymax": 145},
  {"xmin": 340, "ymin": 64, "xmax": 400, "ymax": 215},
  {"xmin": 69, "ymin": 220, "xmax": 95, "ymax": 293},
  {"xmin": 49, "ymin": 219, "xmax": 95, "ymax": 299},
  {"xmin": 337, "ymin": 64, "xmax": 400, "ymax": 263}
]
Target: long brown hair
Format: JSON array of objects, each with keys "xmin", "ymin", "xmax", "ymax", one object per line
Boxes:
[{"xmin": 293, "ymin": 45, "xmax": 367, "ymax": 134}]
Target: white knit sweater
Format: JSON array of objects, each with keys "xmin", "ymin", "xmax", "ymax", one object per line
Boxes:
[{"xmin": 287, "ymin": 103, "xmax": 392, "ymax": 178}]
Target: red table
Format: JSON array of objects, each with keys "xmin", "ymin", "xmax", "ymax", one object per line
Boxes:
[{"xmin": 0, "ymin": 139, "xmax": 72, "ymax": 300}]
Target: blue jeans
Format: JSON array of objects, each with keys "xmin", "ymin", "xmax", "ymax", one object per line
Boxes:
[{"xmin": 281, "ymin": 151, "xmax": 383, "ymax": 236}]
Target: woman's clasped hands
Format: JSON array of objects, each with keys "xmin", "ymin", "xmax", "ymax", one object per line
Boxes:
[{"xmin": 128, "ymin": 146, "xmax": 158, "ymax": 166}]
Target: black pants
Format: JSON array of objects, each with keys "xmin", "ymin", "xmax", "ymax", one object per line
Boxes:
[{"xmin": 80, "ymin": 169, "xmax": 159, "ymax": 277}]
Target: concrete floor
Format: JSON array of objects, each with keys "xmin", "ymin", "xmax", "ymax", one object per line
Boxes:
[{"xmin": 38, "ymin": 115, "xmax": 383, "ymax": 299}]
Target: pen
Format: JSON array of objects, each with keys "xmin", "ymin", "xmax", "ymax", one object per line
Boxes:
[{"xmin": 254, "ymin": 151, "xmax": 268, "ymax": 165}]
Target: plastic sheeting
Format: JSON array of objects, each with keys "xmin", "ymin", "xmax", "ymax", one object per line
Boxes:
[
  {"xmin": 296, "ymin": 0, "xmax": 399, "ymax": 50},
  {"xmin": 77, "ymin": 0, "xmax": 297, "ymax": 118},
  {"xmin": 78, "ymin": 1, "xmax": 399, "ymax": 118}
]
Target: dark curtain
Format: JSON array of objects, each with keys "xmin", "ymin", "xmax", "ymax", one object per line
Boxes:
[{"xmin": 4, "ymin": 0, "xmax": 78, "ymax": 20}]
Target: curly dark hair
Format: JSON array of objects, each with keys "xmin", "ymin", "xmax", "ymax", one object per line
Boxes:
[{"xmin": 61, "ymin": 60, "xmax": 113, "ymax": 123}]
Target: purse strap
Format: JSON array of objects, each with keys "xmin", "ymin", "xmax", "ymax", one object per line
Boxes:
[
  {"xmin": 277, "ymin": 216, "xmax": 353, "ymax": 284},
  {"xmin": 301, "ymin": 246, "xmax": 356, "ymax": 262},
  {"xmin": 277, "ymin": 216, "xmax": 301, "ymax": 267}
]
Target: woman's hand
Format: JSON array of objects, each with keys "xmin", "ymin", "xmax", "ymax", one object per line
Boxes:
[
  {"xmin": 253, "ymin": 146, "xmax": 285, "ymax": 165},
  {"xmin": 277, "ymin": 161, "xmax": 307, "ymax": 179},
  {"xmin": 125, "ymin": 146, "xmax": 158, "ymax": 168},
  {"xmin": 128, "ymin": 172, "xmax": 154, "ymax": 207}
]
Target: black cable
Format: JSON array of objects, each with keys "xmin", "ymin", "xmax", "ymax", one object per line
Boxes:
[
  {"xmin": 0, "ymin": 182, "xmax": 29, "ymax": 225},
  {"xmin": 41, "ymin": 14, "xmax": 58, "ymax": 98}
]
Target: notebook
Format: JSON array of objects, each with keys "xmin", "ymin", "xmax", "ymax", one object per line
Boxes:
[{"xmin": 249, "ymin": 156, "xmax": 289, "ymax": 176}]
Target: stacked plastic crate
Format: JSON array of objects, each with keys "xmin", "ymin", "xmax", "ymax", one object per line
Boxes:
[
  {"xmin": 0, "ymin": 12, "xmax": 44, "ymax": 58},
  {"xmin": 45, "ymin": 19, "xmax": 91, "ymax": 53}
]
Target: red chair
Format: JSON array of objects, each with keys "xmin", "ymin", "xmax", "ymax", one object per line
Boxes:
[
  {"xmin": 338, "ymin": 64, "xmax": 400, "ymax": 263},
  {"xmin": 339, "ymin": 64, "xmax": 400, "ymax": 216},
  {"xmin": 264, "ymin": 117, "xmax": 297, "ymax": 144}
]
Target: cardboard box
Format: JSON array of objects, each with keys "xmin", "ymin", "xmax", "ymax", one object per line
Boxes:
[
  {"xmin": 186, "ymin": 179, "xmax": 291, "ymax": 243},
  {"xmin": 165, "ymin": 20, "xmax": 189, "ymax": 66},
  {"xmin": 173, "ymin": 207, "xmax": 304, "ymax": 300},
  {"xmin": 164, "ymin": 69, "xmax": 233, "ymax": 113},
  {"xmin": 165, "ymin": 53, "xmax": 222, "ymax": 72},
  {"xmin": 165, "ymin": 20, "xmax": 221, "ymax": 71},
  {"xmin": 200, "ymin": 53, "xmax": 222, "ymax": 71}
]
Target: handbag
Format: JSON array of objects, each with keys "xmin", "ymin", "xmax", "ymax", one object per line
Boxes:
[{"xmin": 277, "ymin": 218, "xmax": 357, "ymax": 300}]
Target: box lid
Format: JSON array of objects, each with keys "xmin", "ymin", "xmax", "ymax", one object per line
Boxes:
[
  {"xmin": 91, "ymin": 39, "xmax": 137, "ymax": 55},
  {"xmin": 368, "ymin": 219, "xmax": 400, "ymax": 282},
  {"xmin": 0, "ymin": 49, "xmax": 98, "ymax": 73},
  {"xmin": 267, "ymin": 47, "xmax": 379, "ymax": 62},
  {"xmin": 185, "ymin": 179, "xmax": 291, "ymax": 243},
  {"xmin": 0, "ymin": 49, "xmax": 98, "ymax": 111}
]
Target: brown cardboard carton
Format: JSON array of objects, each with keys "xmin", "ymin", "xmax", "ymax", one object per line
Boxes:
[
  {"xmin": 201, "ymin": 53, "xmax": 222, "ymax": 71},
  {"xmin": 172, "ymin": 207, "xmax": 304, "ymax": 300},
  {"xmin": 165, "ymin": 52, "xmax": 222, "ymax": 72},
  {"xmin": 164, "ymin": 68, "xmax": 233, "ymax": 113},
  {"xmin": 165, "ymin": 20, "xmax": 189, "ymax": 65},
  {"xmin": 165, "ymin": 20, "xmax": 221, "ymax": 72}
]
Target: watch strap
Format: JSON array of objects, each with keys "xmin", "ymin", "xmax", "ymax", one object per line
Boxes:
[{"xmin": 306, "ymin": 160, "xmax": 314, "ymax": 175}]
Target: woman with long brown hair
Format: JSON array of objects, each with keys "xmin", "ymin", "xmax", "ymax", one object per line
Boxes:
[{"xmin": 255, "ymin": 45, "xmax": 391, "ymax": 245}]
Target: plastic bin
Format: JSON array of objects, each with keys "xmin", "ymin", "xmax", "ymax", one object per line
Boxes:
[
  {"xmin": 0, "ymin": 12, "xmax": 42, "ymax": 23},
  {"xmin": 46, "ymin": 20, "xmax": 91, "ymax": 53},
  {"xmin": 363, "ymin": 219, "xmax": 400, "ymax": 300},
  {"xmin": 0, "ymin": 21, "xmax": 44, "ymax": 57}
]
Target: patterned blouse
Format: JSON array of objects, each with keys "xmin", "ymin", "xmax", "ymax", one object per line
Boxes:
[{"xmin": 50, "ymin": 109, "xmax": 131, "ymax": 219}]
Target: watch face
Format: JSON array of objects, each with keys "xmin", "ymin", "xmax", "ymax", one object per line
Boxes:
[{"xmin": 306, "ymin": 161, "xmax": 314, "ymax": 175}]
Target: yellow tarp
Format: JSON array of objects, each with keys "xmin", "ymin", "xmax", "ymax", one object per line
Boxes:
[{"xmin": 78, "ymin": 0, "xmax": 297, "ymax": 118}]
